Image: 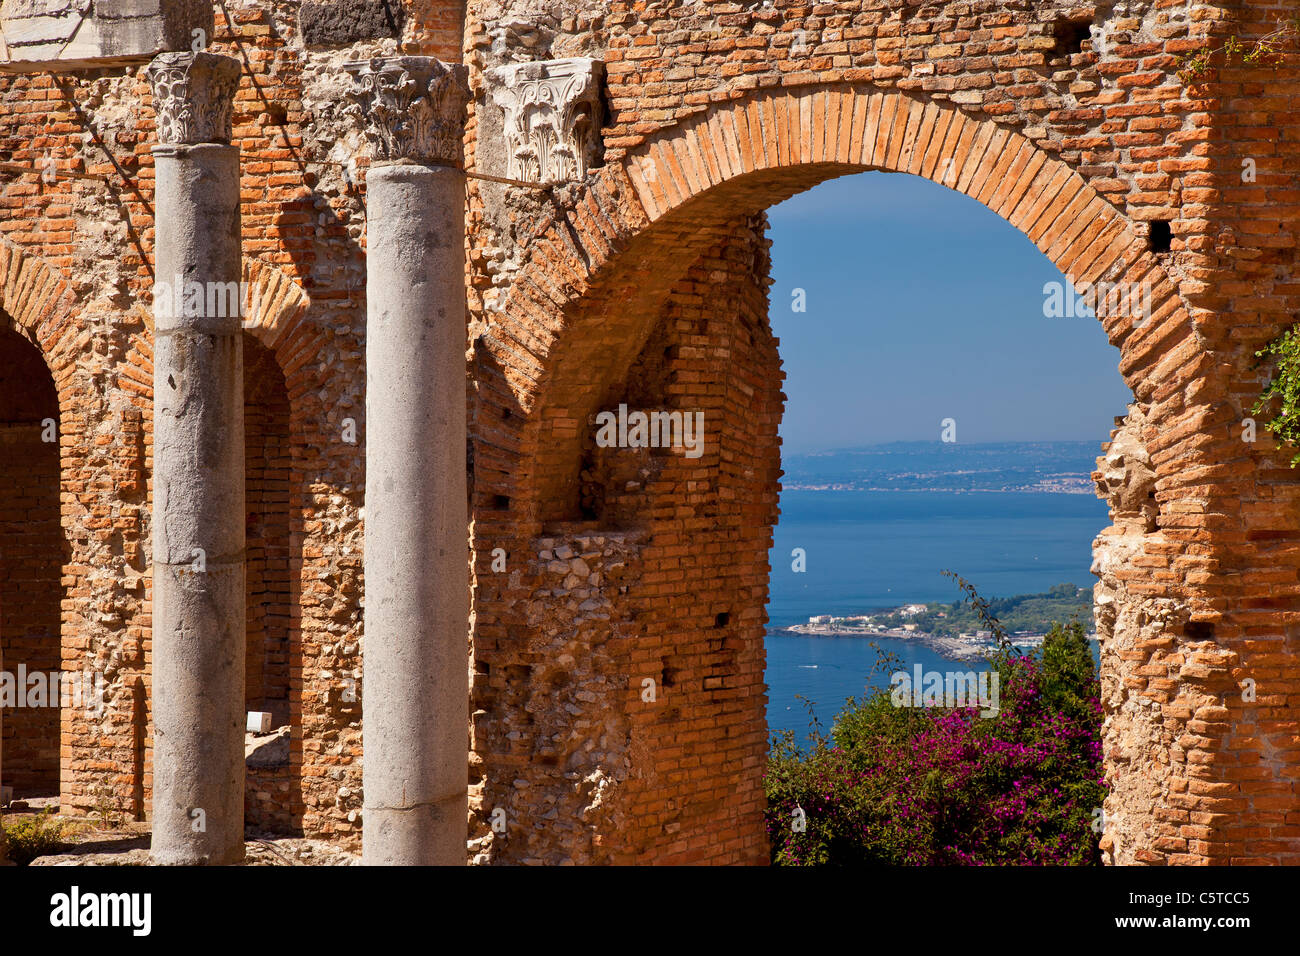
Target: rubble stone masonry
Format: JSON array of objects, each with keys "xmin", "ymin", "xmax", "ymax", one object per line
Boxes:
[{"xmin": 0, "ymin": 0, "xmax": 1297, "ymax": 863}]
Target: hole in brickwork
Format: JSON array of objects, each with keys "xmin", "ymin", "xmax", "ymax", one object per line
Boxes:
[
  {"xmin": 572, "ymin": 316, "xmax": 678, "ymax": 526},
  {"xmin": 1185, "ymin": 621, "xmax": 1215, "ymax": 641},
  {"xmin": 1052, "ymin": 18, "xmax": 1094, "ymax": 58},
  {"xmin": 244, "ymin": 334, "xmax": 293, "ymax": 729},
  {"xmin": 715, "ymin": 611, "xmax": 730, "ymax": 628},
  {"xmin": 1148, "ymin": 220, "xmax": 1173, "ymax": 254},
  {"xmin": 0, "ymin": 321, "xmax": 62, "ymax": 798},
  {"xmin": 493, "ymin": 494, "xmax": 511, "ymax": 511}
]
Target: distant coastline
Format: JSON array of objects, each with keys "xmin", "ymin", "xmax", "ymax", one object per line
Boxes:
[
  {"xmin": 782, "ymin": 588, "xmax": 1099, "ymax": 662},
  {"xmin": 780, "ymin": 441, "xmax": 1103, "ymax": 495},
  {"xmin": 782, "ymin": 480, "xmax": 1095, "ymax": 494},
  {"xmin": 781, "ymin": 619, "xmax": 1037, "ymax": 662}
]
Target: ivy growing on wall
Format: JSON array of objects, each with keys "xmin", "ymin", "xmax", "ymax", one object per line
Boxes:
[{"xmin": 1254, "ymin": 326, "xmax": 1300, "ymax": 467}]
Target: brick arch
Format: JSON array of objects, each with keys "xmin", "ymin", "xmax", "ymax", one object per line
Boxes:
[
  {"xmin": 484, "ymin": 86, "xmax": 1194, "ymax": 523},
  {"xmin": 0, "ymin": 240, "xmax": 81, "ymax": 384},
  {"xmin": 472, "ymin": 87, "xmax": 1226, "ymax": 864},
  {"xmin": 241, "ymin": 258, "xmax": 312, "ymax": 356},
  {"xmin": 119, "ymin": 257, "xmax": 322, "ymax": 831},
  {"xmin": 99, "ymin": 259, "xmax": 328, "ymax": 830}
]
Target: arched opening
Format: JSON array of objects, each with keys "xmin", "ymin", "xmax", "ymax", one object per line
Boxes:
[
  {"xmin": 242, "ymin": 332, "xmax": 295, "ymax": 831},
  {"xmin": 472, "ymin": 88, "xmax": 1193, "ymax": 864},
  {"xmin": 764, "ymin": 169, "xmax": 1129, "ymax": 738},
  {"xmin": 244, "ymin": 334, "xmax": 292, "ymax": 726},
  {"xmin": 0, "ymin": 319, "xmax": 63, "ymax": 801}
]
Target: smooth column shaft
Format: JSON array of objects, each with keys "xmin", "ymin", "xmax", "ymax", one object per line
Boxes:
[
  {"xmin": 150, "ymin": 143, "xmax": 246, "ymax": 865},
  {"xmin": 362, "ymin": 163, "xmax": 468, "ymax": 865}
]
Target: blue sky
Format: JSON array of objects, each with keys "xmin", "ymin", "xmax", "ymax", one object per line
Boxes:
[{"xmin": 767, "ymin": 171, "xmax": 1133, "ymax": 455}]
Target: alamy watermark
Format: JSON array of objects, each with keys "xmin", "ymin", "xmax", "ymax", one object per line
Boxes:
[
  {"xmin": 0, "ymin": 666, "xmax": 105, "ymax": 714},
  {"xmin": 152, "ymin": 275, "xmax": 249, "ymax": 320},
  {"xmin": 891, "ymin": 664, "xmax": 1000, "ymax": 717},
  {"xmin": 1042, "ymin": 278, "xmax": 1153, "ymax": 327},
  {"xmin": 594, "ymin": 403, "xmax": 705, "ymax": 459},
  {"xmin": 50, "ymin": 886, "xmax": 151, "ymax": 936}
]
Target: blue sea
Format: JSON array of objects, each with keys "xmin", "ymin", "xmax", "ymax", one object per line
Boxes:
[{"xmin": 764, "ymin": 490, "xmax": 1110, "ymax": 742}]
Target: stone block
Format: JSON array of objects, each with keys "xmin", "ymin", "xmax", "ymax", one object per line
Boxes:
[
  {"xmin": 299, "ymin": 0, "xmax": 405, "ymax": 48},
  {"xmin": 0, "ymin": 0, "xmax": 209, "ymax": 71},
  {"xmin": 93, "ymin": 0, "xmax": 163, "ymax": 19}
]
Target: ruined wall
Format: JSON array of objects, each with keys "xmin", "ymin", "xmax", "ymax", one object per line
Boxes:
[
  {"xmin": 469, "ymin": 0, "xmax": 1300, "ymax": 865},
  {"xmin": 1163, "ymin": 0, "xmax": 1300, "ymax": 866},
  {"xmin": 0, "ymin": 0, "xmax": 1295, "ymax": 865},
  {"xmin": 1090, "ymin": 1, "xmax": 1300, "ymax": 867},
  {"xmin": 0, "ymin": 0, "xmax": 463, "ymax": 839},
  {"xmin": 469, "ymin": 213, "xmax": 780, "ymax": 864}
]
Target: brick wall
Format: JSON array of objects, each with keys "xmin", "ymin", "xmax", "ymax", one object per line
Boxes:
[
  {"xmin": 468, "ymin": 0, "xmax": 1300, "ymax": 864},
  {"xmin": 0, "ymin": 0, "xmax": 1294, "ymax": 864},
  {"xmin": 470, "ymin": 215, "xmax": 779, "ymax": 863}
]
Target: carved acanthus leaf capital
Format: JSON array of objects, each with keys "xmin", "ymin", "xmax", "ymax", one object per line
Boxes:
[
  {"xmin": 147, "ymin": 51, "xmax": 241, "ymax": 146},
  {"xmin": 486, "ymin": 57, "xmax": 604, "ymax": 184},
  {"xmin": 344, "ymin": 56, "xmax": 470, "ymax": 167}
]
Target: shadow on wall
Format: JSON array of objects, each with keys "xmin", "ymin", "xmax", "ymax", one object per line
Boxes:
[
  {"xmin": 0, "ymin": 319, "xmax": 64, "ymax": 798},
  {"xmin": 242, "ymin": 332, "xmax": 301, "ymax": 834}
]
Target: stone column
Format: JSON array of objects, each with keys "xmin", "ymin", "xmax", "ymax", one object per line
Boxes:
[
  {"xmin": 345, "ymin": 56, "xmax": 471, "ymax": 866},
  {"xmin": 146, "ymin": 50, "xmax": 246, "ymax": 866}
]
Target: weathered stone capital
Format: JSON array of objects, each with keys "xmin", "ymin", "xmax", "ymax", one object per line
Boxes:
[
  {"xmin": 344, "ymin": 56, "xmax": 470, "ymax": 167},
  {"xmin": 486, "ymin": 57, "xmax": 604, "ymax": 184},
  {"xmin": 147, "ymin": 51, "xmax": 241, "ymax": 146}
]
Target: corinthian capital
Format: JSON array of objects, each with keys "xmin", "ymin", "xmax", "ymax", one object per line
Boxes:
[
  {"xmin": 344, "ymin": 56, "xmax": 470, "ymax": 167},
  {"xmin": 147, "ymin": 51, "xmax": 241, "ymax": 146},
  {"xmin": 486, "ymin": 58, "xmax": 604, "ymax": 184}
]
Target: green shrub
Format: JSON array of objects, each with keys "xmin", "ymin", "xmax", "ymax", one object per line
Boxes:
[
  {"xmin": 2, "ymin": 808, "xmax": 69, "ymax": 865},
  {"xmin": 765, "ymin": 578, "xmax": 1104, "ymax": 866}
]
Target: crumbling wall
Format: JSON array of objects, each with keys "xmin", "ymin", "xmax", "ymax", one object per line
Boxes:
[
  {"xmin": 472, "ymin": 0, "xmax": 1300, "ymax": 865},
  {"xmin": 469, "ymin": 532, "xmax": 640, "ymax": 865},
  {"xmin": 0, "ymin": 0, "xmax": 1296, "ymax": 865},
  {"xmin": 0, "ymin": 0, "xmax": 465, "ymax": 839},
  {"xmin": 1092, "ymin": 404, "xmax": 1186, "ymax": 864},
  {"xmin": 470, "ymin": 212, "xmax": 780, "ymax": 863}
]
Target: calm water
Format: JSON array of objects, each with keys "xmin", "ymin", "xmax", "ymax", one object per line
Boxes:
[{"xmin": 764, "ymin": 490, "xmax": 1109, "ymax": 741}]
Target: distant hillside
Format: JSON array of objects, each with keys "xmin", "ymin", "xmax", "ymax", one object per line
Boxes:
[{"xmin": 782, "ymin": 440, "xmax": 1102, "ymax": 493}]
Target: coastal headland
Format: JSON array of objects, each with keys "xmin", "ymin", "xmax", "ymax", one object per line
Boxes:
[
  {"xmin": 782, "ymin": 619, "xmax": 1022, "ymax": 661},
  {"xmin": 782, "ymin": 585, "xmax": 1097, "ymax": 661}
]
